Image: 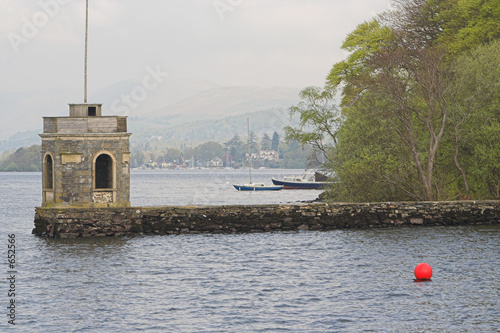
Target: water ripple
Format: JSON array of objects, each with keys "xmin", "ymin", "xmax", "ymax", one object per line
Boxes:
[{"xmin": 2, "ymin": 172, "xmax": 499, "ymax": 332}]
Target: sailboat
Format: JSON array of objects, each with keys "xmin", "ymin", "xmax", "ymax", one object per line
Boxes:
[{"xmin": 233, "ymin": 119, "xmax": 283, "ymax": 191}]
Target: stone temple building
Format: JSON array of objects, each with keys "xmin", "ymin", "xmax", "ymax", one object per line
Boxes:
[{"xmin": 40, "ymin": 103, "xmax": 131, "ymax": 207}]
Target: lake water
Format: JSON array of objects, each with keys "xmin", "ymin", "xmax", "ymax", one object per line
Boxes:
[
  {"xmin": 130, "ymin": 169, "xmax": 323, "ymax": 206},
  {"xmin": 1, "ymin": 170, "xmax": 499, "ymax": 332}
]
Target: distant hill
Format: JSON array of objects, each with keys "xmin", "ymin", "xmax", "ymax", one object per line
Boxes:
[
  {"xmin": 130, "ymin": 108, "xmax": 299, "ymax": 147},
  {"xmin": 0, "ymin": 77, "xmax": 302, "ymax": 151},
  {"xmin": 0, "ymin": 130, "xmax": 40, "ymax": 153},
  {"xmin": 0, "ymin": 89, "xmax": 74, "ymax": 140},
  {"xmin": 0, "ymin": 144, "xmax": 41, "ymax": 171},
  {"xmin": 92, "ymin": 77, "xmax": 223, "ymax": 118},
  {"xmin": 149, "ymin": 85, "xmax": 300, "ymax": 124}
]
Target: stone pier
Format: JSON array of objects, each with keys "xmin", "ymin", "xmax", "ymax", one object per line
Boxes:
[{"xmin": 33, "ymin": 201, "xmax": 500, "ymax": 238}]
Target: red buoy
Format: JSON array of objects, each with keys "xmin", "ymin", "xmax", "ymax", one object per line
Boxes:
[{"xmin": 414, "ymin": 263, "xmax": 432, "ymax": 280}]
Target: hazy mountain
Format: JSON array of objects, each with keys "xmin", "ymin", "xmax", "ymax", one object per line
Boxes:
[
  {"xmin": 0, "ymin": 77, "xmax": 223, "ymax": 140},
  {"xmin": 149, "ymin": 86, "xmax": 300, "ymax": 124},
  {"xmin": 0, "ymin": 77, "xmax": 302, "ymax": 151},
  {"xmin": 0, "ymin": 88, "xmax": 77, "ymax": 140},
  {"xmin": 0, "ymin": 130, "xmax": 40, "ymax": 153},
  {"xmin": 130, "ymin": 108, "xmax": 299, "ymax": 147},
  {"xmin": 91, "ymin": 77, "xmax": 223, "ymax": 117}
]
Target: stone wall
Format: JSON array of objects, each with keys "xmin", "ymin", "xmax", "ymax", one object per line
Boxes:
[
  {"xmin": 40, "ymin": 133, "xmax": 131, "ymax": 207},
  {"xmin": 43, "ymin": 116, "xmax": 127, "ymax": 133},
  {"xmin": 33, "ymin": 201, "xmax": 500, "ymax": 238}
]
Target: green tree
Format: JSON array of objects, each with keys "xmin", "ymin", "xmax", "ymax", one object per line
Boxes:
[
  {"xmin": 166, "ymin": 148, "xmax": 182, "ymax": 164},
  {"xmin": 184, "ymin": 141, "xmax": 225, "ymax": 163},
  {"xmin": 326, "ymin": 18, "xmax": 391, "ymax": 106},
  {"xmin": 318, "ymin": 0, "xmax": 500, "ymax": 202},
  {"xmin": 271, "ymin": 132, "xmax": 280, "ymax": 151},
  {"xmin": 284, "ymin": 87, "xmax": 342, "ymax": 168},
  {"xmin": 0, "ymin": 145, "xmax": 41, "ymax": 172},
  {"xmin": 440, "ymin": 0, "xmax": 500, "ymax": 56},
  {"xmin": 448, "ymin": 40, "xmax": 500, "ymax": 198},
  {"xmin": 327, "ymin": 90, "xmax": 422, "ymax": 201},
  {"xmin": 261, "ymin": 133, "xmax": 272, "ymax": 151},
  {"xmin": 224, "ymin": 135, "xmax": 245, "ymax": 164},
  {"xmin": 280, "ymin": 142, "xmax": 314, "ymax": 169},
  {"xmin": 249, "ymin": 131, "xmax": 259, "ymax": 153}
]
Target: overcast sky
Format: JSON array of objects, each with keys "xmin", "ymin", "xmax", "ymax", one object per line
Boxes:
[{"xmin": 1, "ymin": 0, "xmax": 392, "ymax": 98}]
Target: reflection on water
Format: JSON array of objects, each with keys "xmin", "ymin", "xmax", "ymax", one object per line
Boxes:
[{"xmin": 1, "ymin": 171, "xmax": 499, "ymax": 332}]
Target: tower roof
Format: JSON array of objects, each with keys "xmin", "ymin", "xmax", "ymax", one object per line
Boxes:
[{"xmin": 42, "ymin": 104, "xmax": 127, "ymax": 134}]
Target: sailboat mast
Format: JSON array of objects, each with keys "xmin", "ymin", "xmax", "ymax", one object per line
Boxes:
[{"xmin": 247, "ymin": 118, "xmax": 252, "ymax": 184}]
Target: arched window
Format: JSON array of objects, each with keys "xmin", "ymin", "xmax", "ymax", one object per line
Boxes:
[
  {"xmin": 95, "ymin": 154, "xmax": 113, "ymax": 189},
  {"xmin": 44, "ymin": 154, "xmax": 53, "ymax": 189}
]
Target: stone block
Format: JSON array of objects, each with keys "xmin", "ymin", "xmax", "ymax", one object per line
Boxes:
[{"xmin": 410, "ymin": 217, "xmax": 424, "ymax": 225}]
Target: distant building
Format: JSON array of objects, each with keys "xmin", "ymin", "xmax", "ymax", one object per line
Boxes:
[
  {"xmin": 145, "ymin": 161, "xmax": 158, "ymax": 169},
  {"xmin": 258, "ymin": 150, "xmax": 279, "ymax": 161},
  {"xmin": 207, "ymin": 157, "xmax": 223, "ymax": 168},
  {"xmin": 161, "ymin": 162, "xmax": 172, "ymax": 169}
]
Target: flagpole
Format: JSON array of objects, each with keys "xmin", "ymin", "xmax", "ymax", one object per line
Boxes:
[
  {"xmin": 247, "ymin": 118, "xmax": 252, "ymax": 184},
  {"xmin": 84, "ymin": 0, "xmax": 88, "ymax": 103}
]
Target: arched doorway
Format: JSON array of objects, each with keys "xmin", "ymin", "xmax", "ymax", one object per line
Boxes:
[
  {"xmin": 44, "ymin": 154, "xmax": 54, "ymax": 189},
  {"xmin": 95, "ymin": 154, "xmax": 114, "ymax": 189}
]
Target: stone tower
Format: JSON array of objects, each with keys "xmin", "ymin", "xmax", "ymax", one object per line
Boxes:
[{"xmin": 40, "ymin": 103, "xmax": 131, "ymax": 207}]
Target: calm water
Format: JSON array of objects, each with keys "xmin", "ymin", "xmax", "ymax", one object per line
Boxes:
[
  {"xmin": 1, "ymin": 170, "xmax": 499, "ymax": 332},
  {"xmin": 130, "ymin": 169, "xmax": 323, "ymax": 206}
]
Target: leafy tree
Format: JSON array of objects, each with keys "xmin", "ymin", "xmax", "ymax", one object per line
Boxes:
[
  {"xmin": 249, "ymin": 131, "xmax": 259, "ymax": 153},
  {"xmin": 284, "ymin": 87, "xmax": 342, "ymax": 168},
  {"xmin": 0, "ymin": 145, "xmax": 41, "ymax": 172},
  {"xmin": 327, "ymin": 92, "xmax": 420, "ymax": 201},
  {"xmin": 448, "ymin": 40, "xmax": 500, "ymax": 198},
  {"xmin": 261, "ymin": 133, "xmax": 272, "ymax": 151},
  {"xmin": 314, "ymin": 0, "xmax": 500, "ymax": 201},
  {"xmin": 166, "ymin": 148, "xmax": 182, "ymax": 164},
  {"xmin": 224, "ymin": 135, "xmax": 245, "ymax": 164},
  {"xmin": 326, "ymin": 19, "xmax": 391, "ymax": 106},
  {"xmin": 184, "ymin": 141, "xmax": 225, "ymax": 163},
  {"xmin": 280, "ymin": 143, "xmax": 314, "ymax": 169},
  {"xmin": 368, "ymin": 47, "xmax": 451, "ymax": 200},
  {"xmin": 271, "ymin": 131, "xmax": 280, "ymax": 151},
  {"xmin": 439, "ymin": 0, "xmax": 500, "ymax": 56}
]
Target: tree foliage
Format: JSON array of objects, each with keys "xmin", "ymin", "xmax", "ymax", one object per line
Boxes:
[
  {"xmin": 184, "ymin": 141, "xmax": 226, "ymax": 163},
  {"xmin": 271, "ymin": 132, "xmax": 280, "ymax": 151},
  {"xmin": 289, "ymin": 0, "xmax": 500, "ymax": 202},
  {"xmin": 284, "ymin": 87, "xmax": 342, "ymax": 168},
  {"xmin": 440, "ymin": 0, "xmax": 500, "ymax": 55},
  {"xmin": 0, "ymin": 145, "xmax": 41, "ymax": 171},
  {"xmin": 224, "ymin": 135, "xmax": 245, "ymax": 163},
  {"xmin": 449, "ymin": 40, "xmax": 500, "ymax": 198},
  {"xmin": 261, "ymin": 133, "xmax": 272, "ymax": 151}
]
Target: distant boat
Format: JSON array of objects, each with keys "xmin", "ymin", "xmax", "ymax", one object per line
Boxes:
[
  {"xmin": 233, "ymin": 183, "xmax": 283, "ymax": 191},
  {"xmin": 272, "ymin": 170, "xmax": 333, "ymax": 189},
  {"xmin": 233, "ymin": 118, "xmax": 283, "ymax": 191}
]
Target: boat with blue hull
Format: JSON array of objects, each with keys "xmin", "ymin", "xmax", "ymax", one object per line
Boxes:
[
  {"xmin": 233, "ymin": 118, "xmax": 283, "ymax": 191},
  {"xmin": 272, "ymin": 171, "xmax": 333, "ymax": 189},
  {"xmin": 271, "ymin": 178, "xmax": 327, "ymax": 189},
  {"xmin": 233, "ymin": 184, "xmax": 283, "ymax": 191}
]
